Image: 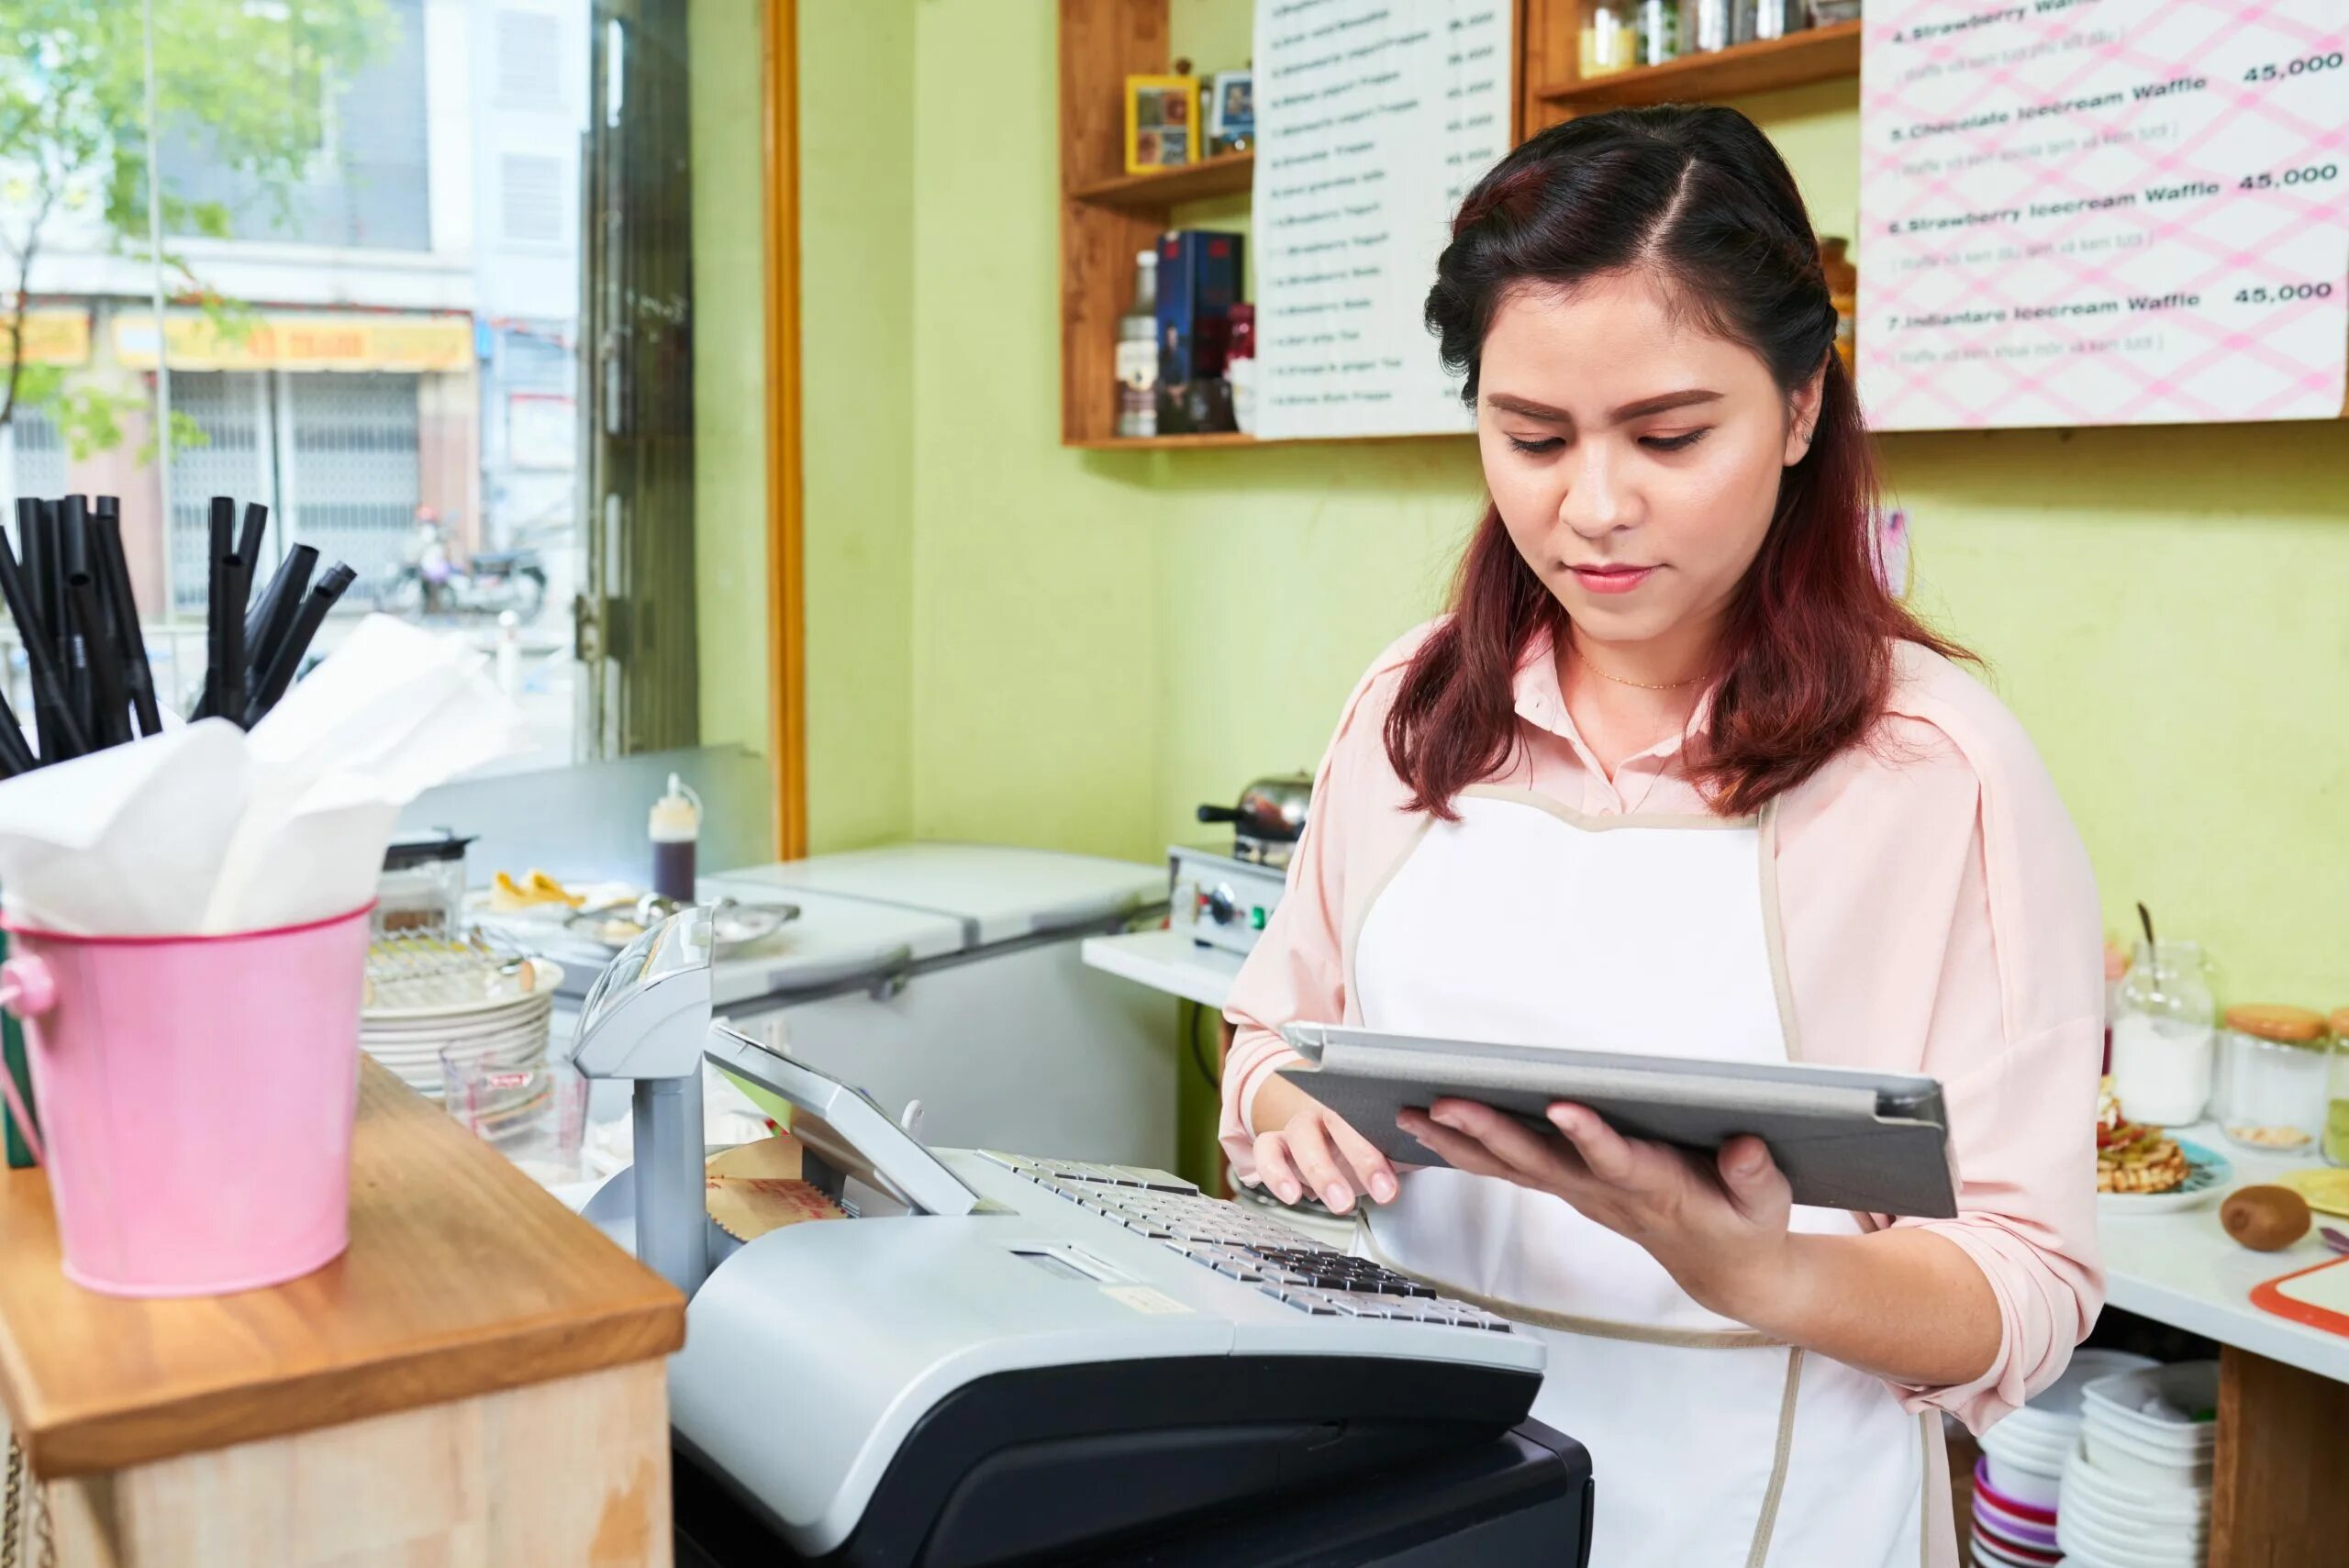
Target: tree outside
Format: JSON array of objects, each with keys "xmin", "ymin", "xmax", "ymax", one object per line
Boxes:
[{"xmin": 0, "ymin": 0, "xmax": 391, "ymax": 462}]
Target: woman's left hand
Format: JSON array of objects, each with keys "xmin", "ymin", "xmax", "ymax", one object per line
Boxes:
[{"xmin": 1397, "ymin": 1099, "xmax": 1802, "ymax": 1326}]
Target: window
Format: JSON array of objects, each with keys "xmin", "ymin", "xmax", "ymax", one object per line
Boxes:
[
  {"xmin": 496, "ymin": 9, "xmax": 568, "ymax": 113},
  {"xmin": 500, "ymin": 153, "xmax": 568, "ymax": 246},
  {"xmin": 0, "ymin": 0, "xmax": 740, "ymax": 772}
]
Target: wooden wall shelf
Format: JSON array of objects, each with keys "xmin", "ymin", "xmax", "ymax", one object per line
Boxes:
[
  {"xmin": 1072, "ymin": 432, "xmax": 1262, "ymax": 451},
  {"xmin": 1057, "ymin": 6, "xmax": 1861, "ymax": 449},
  {"xmin": 1535, "ymin": 20, "xmax": 1861, "ymax": 111},
  {"xmin": 1074, "ymin": 152, "xmax": 1253, "ymax": 212}
]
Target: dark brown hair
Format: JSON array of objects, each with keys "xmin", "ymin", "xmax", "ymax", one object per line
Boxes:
[{"xmin": 1386, "ymin": 106, "xmax": 1965, "ymax": 817}]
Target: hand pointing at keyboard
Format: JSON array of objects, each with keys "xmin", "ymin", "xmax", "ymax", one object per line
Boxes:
[{"xmin": 1247, "ymin": 1074, "xmax": 1398, "ymax": 1215}]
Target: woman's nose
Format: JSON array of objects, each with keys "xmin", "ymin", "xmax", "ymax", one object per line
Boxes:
[{"xmin": 1559, "ymin": 443, "xmax": 1632, "ymax": 539}]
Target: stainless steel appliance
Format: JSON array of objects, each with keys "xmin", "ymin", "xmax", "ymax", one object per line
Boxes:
[
  {"xmin": 1171, "ymin": 774, "xmax": 1309, "ymax": 958},
  {"xmin": 1194, "ymin": 773, "xmax": 1309, "ymax": 864},
  {"xmin": 1168, "ymin": 845, "xmax": 1290, "ymax": 958}
]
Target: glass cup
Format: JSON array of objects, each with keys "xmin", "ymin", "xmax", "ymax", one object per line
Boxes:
[
  {"xmin": 2109, "ymin": 940, "xmax": 2218, "ymax": 1126},
  {"xmin": 440, "ymin": 1052, "xmax": 588, "ymax": 1187}
]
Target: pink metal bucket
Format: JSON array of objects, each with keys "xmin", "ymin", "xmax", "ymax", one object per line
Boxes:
[{"xmin": 0, "ymin": 906, "xmax": 371, "ymax": 1297}]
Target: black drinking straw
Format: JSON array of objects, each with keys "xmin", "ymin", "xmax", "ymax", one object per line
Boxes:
[
  {"xmin": 23, "ymin": 502, "xmax": 56, "ymax": 644},
  {"xmin": 0, "ymin": 528, "xmax": 86, "ymax": 762},
  {"xmin": 243, "ymin": 562, "xmax": 355, "ymax": 727},
  {"xmin": 57, "ymin": 505, "xmax": 102, "ymax": 743},
  {"xmin": 16, "ymin": 500, "xmax": 67, "ymax": 761},
  {"xmin": 234, "ymin": 502, "xmax": 268, "ymax": 595},
  {"xmin": 64, "ymin": 573, "xmax": 128, "ymax": 750},
  {"xmin": 0, "ymin": 691, "xmax": 34, "ymax": 778},
  {"xmin": 196, "ymin": 495, "xmax": 241, "ymax": 724},
  {"xmin": 89, "ymin": 499, "xmax": 160, "ymax": 738},
  {"xmin": 242, "ymin": 543, "xmax": 317, "ymax": 692}
]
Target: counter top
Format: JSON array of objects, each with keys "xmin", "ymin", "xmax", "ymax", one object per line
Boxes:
[
  {"xmin": 0, "ymin": 1058, "xmax": 685, "ymax": 1478},
  {"xmin": 2100, "ymin": 1129, "xmax": 2349, "ymax": 1384},
  {"xmin": 1081, "ymin": 931, "xmax": 2349, "ymax": 1386},
  {"xmin": 1080, "ymin": 928, "xmax": 1245, "ymax": 1010}
]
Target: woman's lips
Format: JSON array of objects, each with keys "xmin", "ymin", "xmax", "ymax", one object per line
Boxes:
[{"xmin": 1568, "ymin": 565, "xmax": 1655, "ymax": 595}]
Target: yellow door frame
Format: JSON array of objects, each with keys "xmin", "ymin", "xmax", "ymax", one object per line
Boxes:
[{"xmin": 763, "ymin": 0, "xmax": 808, "ymax": 860}]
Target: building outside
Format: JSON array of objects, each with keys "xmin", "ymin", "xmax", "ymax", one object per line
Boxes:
[{"xmin": 0, "ymin": 0, "xmax": 587, "ymax": 759}]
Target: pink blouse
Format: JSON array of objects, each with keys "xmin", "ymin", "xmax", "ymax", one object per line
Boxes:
[{"xmin": 1219, "ymin": 622, "xmax": 2107, "ymax": 1433}]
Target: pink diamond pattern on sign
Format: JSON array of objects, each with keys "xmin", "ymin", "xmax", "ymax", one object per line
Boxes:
[{"xmin": 1858, "ymin": 0, "xmax": 2349, "ymax": 430}]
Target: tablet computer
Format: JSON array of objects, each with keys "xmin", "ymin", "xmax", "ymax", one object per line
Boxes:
[{"xmin": 1275, "ymin": 1022, "xmax": 1956, "ymax": 1218}]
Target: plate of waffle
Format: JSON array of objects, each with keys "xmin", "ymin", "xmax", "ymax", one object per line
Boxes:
[{"xmin": 2095, "ymin": 1077, "xmax": 2231, "ymax": 1213}]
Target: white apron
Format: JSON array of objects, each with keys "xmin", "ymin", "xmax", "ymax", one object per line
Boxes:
[{"xmin": 1350, "ymin": 786, "xmax": 1936, "ymax": 1568}]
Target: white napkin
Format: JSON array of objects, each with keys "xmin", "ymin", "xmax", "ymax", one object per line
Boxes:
[
  {"xmin": 0, "ymin": 721, "xmax": 250, "ymax": 933},
  {"xmin": 0, "ymin": 616, "xmax": 536, "ymax": 936}
]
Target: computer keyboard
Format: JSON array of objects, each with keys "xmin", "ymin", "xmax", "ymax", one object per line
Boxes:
[{"xmin": 975, "ymin": 1152, "xmax": 1512, "ymax": 1332}]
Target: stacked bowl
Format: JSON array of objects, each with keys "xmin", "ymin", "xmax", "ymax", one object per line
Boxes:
[
  {"xmin": 1973, "ymin": 1349, "xmax": 2156, "ymax": 1567},
  {"xmin": 361, "ymin": 951, "xmax": 562, "ymax": 1099},
  {"xmin": 2057, "ymin": 1362, "xmax": 2217, "ymax": 1568}
]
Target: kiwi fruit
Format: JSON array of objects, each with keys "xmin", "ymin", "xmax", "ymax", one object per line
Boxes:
[{"xmin": 2221, "ymin": 1185, "xmax": 2311, "ymax": 1251}]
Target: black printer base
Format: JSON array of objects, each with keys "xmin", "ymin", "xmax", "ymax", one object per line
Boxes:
[{"xmin": 674, "ymin": 1419, "xmax": 1592, "ymax": 1568}]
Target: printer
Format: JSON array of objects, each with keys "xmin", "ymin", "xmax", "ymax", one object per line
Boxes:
[{"xmin": 573, "ymin": 910, "xmax": 1594, "ymax": 1567}]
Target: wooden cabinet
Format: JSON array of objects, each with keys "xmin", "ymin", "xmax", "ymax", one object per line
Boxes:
[{"xmin": 0, "ymin": 1061, "xmax": 685, "ymax": 1567}]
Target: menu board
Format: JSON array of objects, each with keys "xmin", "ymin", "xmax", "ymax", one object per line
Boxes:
[
  {"xmin": 1859, "ymin": 0, "xmax": 2349, "ymax": 428},
  {"xmin": 1252, "ymin": 0, "xmax": 1514, "ymax": 440}
]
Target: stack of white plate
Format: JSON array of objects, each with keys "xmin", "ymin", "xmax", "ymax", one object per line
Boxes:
[
  {"xmin": 361, "ymin": 957, "xmax": 563, "ymax": 1098},
  {"xmin": 1972, "ymin": 1348, "xmax": 2155, "ymax": 1567},
  {"xmin": 2057, "ymin": 1362, "xmax": 2216, "ymax": 1568}
]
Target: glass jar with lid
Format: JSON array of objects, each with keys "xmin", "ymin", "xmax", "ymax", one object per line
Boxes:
[
  {"xmin": 2325, "ymin": 1007, "xmax": 2349, "ymax": 1167},
  {"xmin": 2215, "ymin": 1005, "xmax": 2330, "ymax": 1154},
  {"xmin": 2109, "ymin": 940, "xmax": 2217, "ymax": 1126}
]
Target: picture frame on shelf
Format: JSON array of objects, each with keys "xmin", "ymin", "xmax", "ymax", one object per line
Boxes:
[
  {"xmin": 1208, "ymin": 69, "xmax": 1253, "ymax": 154},
  {"xmin": 1124, "ymin": 73, "xmax": 1202, "ymax": 173}
]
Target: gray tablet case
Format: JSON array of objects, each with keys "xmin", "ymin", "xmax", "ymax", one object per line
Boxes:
[{"xmin": 1275, "ymin": 1022, "xmax": 1956, "ymax": 1218}]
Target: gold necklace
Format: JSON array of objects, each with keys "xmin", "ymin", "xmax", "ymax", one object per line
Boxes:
[{"xmin": 1579, "ymin": 661, "xmax": 1702, "ymax": 692}]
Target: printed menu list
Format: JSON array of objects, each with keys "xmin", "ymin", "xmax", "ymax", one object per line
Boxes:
[
  {"xmin": 1859, "ymin": 0, "xmax": 2349, "ymax": 428},
  {"xmin": 1252, "ymin": 0, "xmax": 1515, "ymax": 440}
]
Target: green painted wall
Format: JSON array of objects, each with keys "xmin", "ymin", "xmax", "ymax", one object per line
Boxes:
[
  {"xmin": 803, "ymin": 3, "xmax": 2349, "ymax": 1008},
  {"xmin": 690, "ymin": 0, "xmax": 774, "ymax": 756},
  {"xmin": 798, "ymin": 0, "xmax": 918, "ymax": 852},
  {"xmin": 689, "ymin": 0, "xmax": 920, "ymax": 854}
]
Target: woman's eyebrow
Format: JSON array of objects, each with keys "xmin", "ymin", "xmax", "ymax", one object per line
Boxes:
[
  {"xmin": 1483, "ymin": 389, "xmax": 1723, "ymax": 423},
  {"xmin": 1612, "ymin": 389, "xmax": 1722, "ymax": 420}
]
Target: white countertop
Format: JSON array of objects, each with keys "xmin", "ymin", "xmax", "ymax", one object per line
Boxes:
[
  {"xmin": 2099, "ymin": 1130, "xmax": 2349, "ymax": 1385},
  {"xmin": 1079, "ymin": 930, "xmax": 2349, "ymax": 1385},
  {"xmin": 1079, "ymin": 929, "xmax": 1245, "ymax": 1010}
]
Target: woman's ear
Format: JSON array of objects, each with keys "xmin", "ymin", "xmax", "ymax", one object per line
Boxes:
[{"xmin": 1784, "ymin": 356, "xmax": 1829, "ymax": 466}]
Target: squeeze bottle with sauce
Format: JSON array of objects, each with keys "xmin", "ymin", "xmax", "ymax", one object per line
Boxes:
[{"xmin": 650, "ymin": 773, "xmax": 701, "ymax": 903}]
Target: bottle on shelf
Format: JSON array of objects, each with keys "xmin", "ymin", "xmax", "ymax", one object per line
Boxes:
[
  {"xmin": 2325, "ymin": 1007, "xmax": 2349, "ymax": 1165},
  {"xmin": 1686, "ymin": 0, "xmax": 1730, "ymax": 51},
  {"xmin": 1819, "ymin": 236, "xmax": 1857, "ymax": 373},
  {"xmin": 1227, "ymin": 303, "xmax": 1258, "ymax": 436},
  {"xmin": 1638, "ymin": 0, "xmax": 1681, "ymax": 66},
  {"xmin": 1756, "ymin": 0, "xmax": 1807, "ymax": 39},
  {"xmin": 1580, "ymin": 5, "xmax": 1639, "ymax": 76},
  {"xmin": 1116, "ymin": 250, "xmax": 1160, "ymax": 439}
]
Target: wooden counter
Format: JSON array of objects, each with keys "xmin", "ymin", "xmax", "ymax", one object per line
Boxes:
[{"xmin": 0, "ymin": 1058, "xmax": 685, "ymax": 1566}]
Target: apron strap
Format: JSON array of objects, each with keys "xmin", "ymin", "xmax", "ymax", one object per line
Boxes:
[
  {"xmin": 1357, "ymin": 1214, "xmax": 1787, "ymax": 1349},
  {"xmin": 1745, "ymin": 1348, "xmax": 1805, "ymax": 1568}
]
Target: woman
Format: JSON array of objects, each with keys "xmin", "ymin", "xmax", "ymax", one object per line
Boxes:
[{"xmin": 1219, "ymin": 106, "xmax": 2103, "ymax": 1568}]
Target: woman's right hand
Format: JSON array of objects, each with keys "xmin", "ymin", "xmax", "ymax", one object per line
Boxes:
[{"xmin": 1250, "ymin": 1076, "xmax": 1397, "ymax": 1215}]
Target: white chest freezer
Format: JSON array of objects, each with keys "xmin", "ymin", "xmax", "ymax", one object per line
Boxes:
[{"xmin": 698, "ymin": 843, "xmax": 1175, "ymax": 1171}]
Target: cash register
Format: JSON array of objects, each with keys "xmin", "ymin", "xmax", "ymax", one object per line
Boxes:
[{"xmin": 573, "ymin": 910, "xmax": 1594, "ymax": 1567}]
